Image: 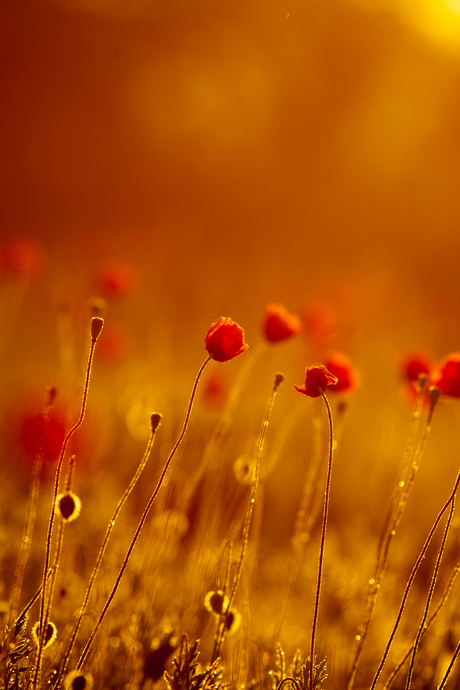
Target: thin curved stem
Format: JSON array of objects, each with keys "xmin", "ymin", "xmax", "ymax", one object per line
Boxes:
[
  {"xmin": 211, "ymin": 373, "xmax": 283, "ymax": 666},
  {"xmin": 309, "ymin": 393, "xmax": 334, "ymax": 690},
  {"xmin": 370, "ymin": 468, "xmax": 460, "ymax": 690},
  {"xmin": 33, "ymin": 320, "xmax": 102, "ymax": 689},
  {"xmin": 383, "ymin": 564, "xmax": 460, "ymax": 690},
  {"xmin": 404, "ymin": 498, "xmax": 455, "ymax": 689},
  {"xmin": 54, "ymin": 418, "xmax": 160, "ymax": 686},
  {"xmin": 438, "ymin": 641, "xmax": 460, "ymax": 690},
  {"xmin": 347, "ymin": 379, "xmax": 431, "ymax": 690},
  {"xmin": 75, "ymin": 357, "xmax": 211, "ymax": 671}
]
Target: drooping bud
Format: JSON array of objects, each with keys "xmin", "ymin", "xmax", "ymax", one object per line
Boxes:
[
  {"xmin": 225, "ymin": 608, "xmax": 241, "ymax": 634},
  {"xmin": 31, "ymin": 621, "xmax": 57, "ymax": 649},
  {"xmin": 64, "ymin": 670, "xmax": 94, "ymax": 690},
  {"xmin": 150, "ymin": 413, "xmax": 163, "ymax": 434},
  {"xmin": 56, "ymin": 491, "xmax": 82, "ymax": 523},
  {"xmin": 204, "ymin": 590, "xmax": 227, "ymax": 615},
  {"xmin": 274, "ymin": 373, "xmax": 285, "ymax": 392}
]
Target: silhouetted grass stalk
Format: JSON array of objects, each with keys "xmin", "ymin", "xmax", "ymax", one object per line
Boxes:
[
  {"xmin": 32, "ymin": 317, "xmax": 103, "ymax": 690},
  {"xmin": 74, "ymin": 356, "xmax": 212, "ymax": 672},
  {"xmin": 309, "ymin": 392, "xmax": 334, "ymax": 690}
]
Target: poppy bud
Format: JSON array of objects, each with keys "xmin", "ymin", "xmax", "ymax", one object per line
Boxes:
[
  {"xmin": 204, "ymin": 590, "xmax": 228, "ymax": 615},
  {"xmin": 64, "ymin": 671, "xmax": 94, "ymax": 690},
  {"xmin": 31, "ymin": 621, "xmax": 57, "ymax": 649},
  {"xmin": 56, "ymin": 491, "xmax": 82, "ymax": 522},
  {"xmin": 294, "ymin": 365, "xmax": 338, "ymax": 398},
  {"xmin": 150, "ymin": 413, "xmax": 162, "ymax": 433},
  {"xmin": 205, "ymin": 317, "xmax": 248, "ymax": 362},
  {"xmin": 90, "ymin": 316, "xmax": 104, "ymax": 342}
]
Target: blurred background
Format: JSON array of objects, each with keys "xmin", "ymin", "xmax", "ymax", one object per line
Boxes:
[
  {"xmin": 2, "ymin": 0, "xmax": 460, "ymax": 483},
  {"xmin": 2, "ymin": 0, "xmax": 460, "ymax": 304},
  {"xmin": 2, "ymin": 2, "xmax": 460, "ymax": 684}
]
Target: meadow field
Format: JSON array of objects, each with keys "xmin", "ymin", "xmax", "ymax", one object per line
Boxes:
[{"xmin": 2, "ymin": 0, "xmax": 460, "ymax": 688}]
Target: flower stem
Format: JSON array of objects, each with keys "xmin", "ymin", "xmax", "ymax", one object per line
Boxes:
[
  {"xmin": 75, "ymin": 356, "xmax": 211, "ymax": 672},
  {"xmin": 32, "ymin": 319, "xmax": 102, "ymax": 690},
  {"xmin": 309, "ymin": 392, "xmax": 334, "ymax": 690}
]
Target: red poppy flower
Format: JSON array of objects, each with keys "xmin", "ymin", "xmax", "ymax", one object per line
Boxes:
[
  {"xmin": 205, "ymin": 317, "xmax": 248, "ymax": 362},
  {"xmin": 263, "ymin": 304, "xmax": 302, "ymax": 343},
  {"xmin": 294, "ymin": 365, "xmax": 338, "ymax": 398},
  {"xmin": 431, "ymin": 353, "xmax": 460, "ymax": 397},
  {"xmin": 400, "ymin": 353, "xmax": 433, "ymax": 384},
  {"xmin": 323, "ymin": 352, "xmax": 360, "ymax": 393}
]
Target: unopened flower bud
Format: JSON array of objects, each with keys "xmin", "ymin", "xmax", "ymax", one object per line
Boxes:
[
  {"xmin": 150, "ymin": 413, "xmax": 162, "ymax": 434},
  {"xmin": 274, "ymin": 373, "xmax": 285, "ymax": 391},
  {"xmin": 64, "ymin": 670, "xmax": 94, "ymax": 690},
  {"xmin": 204, "ymin": 590, "xmax": 227, "ymax": 615},
  {"xmin": 56, "ymin": 491, "xmax": 81, "ymax": 523},
  {"xmin": 90, "ymin": 316, "xmax": 104, "ymax": 342},
  {"xmin": 31, "ymin": 621, "xmax": 57, "ymax": 649}
]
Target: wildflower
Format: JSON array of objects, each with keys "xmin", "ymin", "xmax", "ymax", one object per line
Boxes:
[
  {"xmin": 400, "ymin": 352, "xmax": 433, "ymax": 385},
  {"xmin": 323, "ymin": 352, "xmax": 360, "ymax": 393},
  {"xmin": 294, "ymin": 365, "xmax": 338, "ymax": 398},
  {"xmin": 263, "ymin": 304, "xmax": 302, "ymax": 343},
  {"xmin": 205, "ymin": 317, "xmax": 248, "ymax": 362},
  {"xmin": 432, "ymin": 353, "xmax": 460, "ymax": 397}
]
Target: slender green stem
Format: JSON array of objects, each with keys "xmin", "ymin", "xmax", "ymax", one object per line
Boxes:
[
  {"xmin": 272, "ymin": 406, "xmax": 323, "ymax": 647},
  {"xmin": 33, "ymin": 320, "xmax": 102, "ymax": 689},
  {"xmin": 54, "ymin": 416, "xmax": 160, "ymax": 686},
  {"xmin": 75, "ymin": 357, "xmax": 211, "ymax": 671},
  {"xmin": 347, "ymin": 378, "xmax": 430, "ymax": 690},
  {"xmin": 8, "ymin": 388, "xmax": 56, "ymax": 627},
  {"xmin": 383, "ymin": 564, "xmax": 460, "ymax": 690},
  {"xmin": 405, "ymin": 498, "xmax": 455, "ymax": 689},
  {"xmin": 370, "ymin": 468, "xmax": 460, "ymax": 690},
  {"xmin": 309, "ymin": 393, "xmax": 334, "ymax": 690},
  {"xmin": 211, "ymin": 373, "xmax": 283, "ymax": 666},
  {"xmin": 438, "ymin": 641, "xmax": 460, "ymax": 690}
]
